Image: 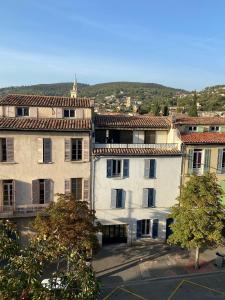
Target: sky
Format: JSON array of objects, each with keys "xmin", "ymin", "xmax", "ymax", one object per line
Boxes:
[{"xmin": 1, "ymin": 0, "xmax": 225, "ymax": 90}]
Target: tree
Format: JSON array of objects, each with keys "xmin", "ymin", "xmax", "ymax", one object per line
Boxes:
[
  {"xmin": 188, "ymin": 91, "xmax": 198, "ymax": 117},
  {"xmin": 168, "ymin": 173, "xmax": 225, "ymax": 269},
  {"xmin": 162, "ymin": 105, "xmax": 169, "ymax": 116},
  {"xmin": 152, "ymin": 101, "xmax": 161, "ymax": 116}
]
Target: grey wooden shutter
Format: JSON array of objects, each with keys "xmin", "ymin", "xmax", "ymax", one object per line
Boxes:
[
  {"xmin": 188, "ymin": 149, "xmax": 194, "ymax": 175},
  {"xmin": 32, "ymin": 180, "xmax": 40, "ymax": 204},
  {"xmin": 83, "ymin": 139, "xmax": 89, "ymax": 161},
  {"xmin": 204, "ymin": 149, "xmax": 211, "ymax": 173},
  {"xmin": 122, "ymin": 190, "xmax": 126, "ymax": 208},
  {"xmin": 144, "ymin": 159, "xmax": 150, "ymax": 178},
  {"xmin": 150, "ymin": 159, "xmax": 156, "ymax": 178},
  {"xmin": 37, "ymin": 138, "xmax": 43, "ymax": 163},
  {"xmin": 65, "ymin": 139, "xmax": 71, "ymax": 161},
  {"xmin": 111, "ymin": 189, "xmax": 117, "ymax": 208},
  {"xmin": 6, "ymin": 138, "xmax": 14, "ymax": 162},
  {"xmin": 83, "ymin": 179, "xmax": 89, "ymax": 202},
  {"xmin": 65, "ymin": 179, "xmax": 71, "ymax": 194},
  {"xmin": 43, "ymin": 138, "xmax": 52, "ymax": 163},
  {"xmin": 56, "ymin": 108, "xmax": 63, "ymax": 118},
  {"xmin": 149, "ymin": 188, "xmax": 155, "ymax": 207},
  {"xmin": 44, "ymin": 179, "xmax": 53, "ymax": 203},
  {"xmin": 107, "ymin": 160, "xmax": 112, "ymax": 177},
  {"xmin": 217, "ymin": 148, "xmax": 223, "ymax": 174},
  {"xmin": 123, "ymin": 159, "xmax": 129, "ymax": 178},
  {"xmin": 12, "ymin": 180, "xmax": 16, "ymax": 209},
  {"xmin": 142, "ymin": 188, "xmax": 149, "ymax": 208}
]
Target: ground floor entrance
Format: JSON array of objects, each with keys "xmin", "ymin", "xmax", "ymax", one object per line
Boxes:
[{"xmin": 102, "ymin": 224, "xmax": 128, "ymax": 245}]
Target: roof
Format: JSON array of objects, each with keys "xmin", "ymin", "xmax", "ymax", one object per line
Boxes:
[
  {"xmin": 175, "ymin": 116, "xmax": 225, "ymax": 125},
  {"xmin": 93, "ymin": 147, "xmax": 181, "ymax": 156},
  {"xmin": 0, "ymin": 118, "xmax": 92, "ymax": 131},
  {"xmin": 181, "ymin": 132, "xmax": 225, "ymax": 144},
  {"xmin": 0, "ymin": 94, "xmax": 93, "ymax": 108},
  {"xmin": 95, "ymin": 115, "xmax": 170, "ymax": 129}
]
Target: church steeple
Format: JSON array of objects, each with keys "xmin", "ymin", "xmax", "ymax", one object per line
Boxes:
[{"xmin": 70, "ymin": 75, "xmax": 78, "ymax": 98}]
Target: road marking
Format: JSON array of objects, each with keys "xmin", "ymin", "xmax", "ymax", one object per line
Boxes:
[
  {"xmin": 103, "ymin": 286, "xmax": 120, "ymax": 300},
  {"xmin": 167, "ymin": 279, "xmax": 185, "ymax": 300},
  {"xmin": 184, "ymin": 279, "xmax": 225, "ymax": 296},
  {"xmin": 119, "ymin": 287, "xmax": 148, "ymax": 300}
]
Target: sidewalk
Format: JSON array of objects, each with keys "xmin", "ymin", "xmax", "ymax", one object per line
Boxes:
[{"xmin": 93, "ymin": 240, "xmax": 225, "ymax": 287}]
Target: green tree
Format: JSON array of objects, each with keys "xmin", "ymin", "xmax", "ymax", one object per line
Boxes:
[
  {"xmin": 188, "ymin": 91, "xmax": 198, "ymax": 116},
  {"xmin": 152, "ymin": 101, "xmax": 161, "ymax": 116},
  {"xmin": 168, "ymin": 173, "xmax": 225, "ymax": 269},
  {"xmin": 162, "ymin": 105, "xmax": 169, "ymax": 116}
]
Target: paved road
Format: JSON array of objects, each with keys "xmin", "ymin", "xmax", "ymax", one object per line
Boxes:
[{"xmin": 99, "ymin": 272, "xmax": 225, "ymax": 300}]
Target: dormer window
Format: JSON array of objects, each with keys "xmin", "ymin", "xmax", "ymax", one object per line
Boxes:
[
  {"xmin": 64, "ymin": 109, "xmax": 75, "ymax": 118},
  {"xmin": 16, "ymin": 107, "xmax": 29, "ymax": 117},
  {"xmin": 189, "ymin": 126, "xmax": 197, "ymax": 132},
  {"xmin": 210, "ymin": 126, "xmax": 220, "ymax": 132}
]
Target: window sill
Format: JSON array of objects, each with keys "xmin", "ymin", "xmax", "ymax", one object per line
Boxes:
[
  {"xmin": 111, "ymin": 207, "xmax": 125, "ymax": 209},
  {"xmin": 38, "ymin": 162, "xmax": 54, "ymax": 164},
  {"xmin": 69, "ymin": 160, "xmax": 89, "ymax": 163},
  {"xmin": 0, "ymin": 161, "xmax": 17, "ymax": 164}
]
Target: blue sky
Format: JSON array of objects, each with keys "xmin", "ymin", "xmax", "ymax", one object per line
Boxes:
[{"xmin": 1, "ymin": 0, "xmax": 225, "ymax": 90}]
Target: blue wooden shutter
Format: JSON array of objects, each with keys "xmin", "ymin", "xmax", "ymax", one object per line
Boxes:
[
  {"xmin": 217, "ymin": 149, "xmax": 223, "ymax": 174},
  {"xmin": 144, "ymin": 159, "xmax": 150, "ymax": 178},
  {"xmin": 148, "ymin": 188, "xmax": 155, "ymax": 207},
  {"xmin": 111, "ymin": 189, "xmax": 117, "ymax": 208},
  {"xmin": 136, "ymin": 220, "xmax": 142, "ymax": 238},
  {"xmin": 123, "ymin": 159, "xmax": 129, "ymax": 177},
  {"xmin": 150, "ymin": 159, "xmax": 156, "ymax": 178},
  {"xmin": 204, "ymin": 149, "xmax": 211, "ymax": 173},
  {"xmin": 152, "ymin": 219, "xmax": 159, "ymax": 238},
  {"xmin": 188, "ymin": 149, "xmax": 194, "ymax": 175},
  {"xmin": 107, "ymin": 160, "xmax": 112, "ymax": 177},
  {"xmin": 142, "ymin": 188, "xmax": 149, "ymax": 208}
]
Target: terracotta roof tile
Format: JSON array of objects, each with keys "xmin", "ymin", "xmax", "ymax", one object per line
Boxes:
[
  {"xmin": 95, "ymin": 115, "xmax": 170, "ymax": 128},
  {"xmin": 0, "ymin": 94, "xmax": 93, "ymax": 108},
  {"xmin": 93, "ymin": 147, "xmax": 181, "ymax": 156},
  {"xmin": 0, "ymin": 118, "xmax": 92, "ymax": 131},
  {"xmin": 181, "ymin": 132, "xmax": 225, "ymax": 144},
  {"xmin": 175, "ymin": 116, "xmax": 225, "ymax": 125}
]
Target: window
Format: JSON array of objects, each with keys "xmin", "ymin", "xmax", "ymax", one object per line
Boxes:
[
  {"xmin": 144, "ymin": 159, "xmax": 156, "ymax": 178},
  {"xmin": 16, "ymin": 107, "xmax": 29, "ymax": 117},
  {"xmin": 221, "ymin": 149, "xmax": 225, "ymax": 171},
  {"xmin": 145, "ymin": 131, "xmax": 156, "ymax": 144},
  {"xmin": 71, "ymin": 139, "xmax": 82, "ymax": 161},
  {"xmin": 43, "ymin": 138, "xmax": 52, "ymax": 163},
  {"xmin": 143, "ymin": 188, "xmax": 155, "ymax": 207},
  {"xmin": 112, "ymin": 160, "xmax": 121, "ymax": 177},
  {"xmin": 111, "ymin": 189, "xmax": 125, "ymax": 208},
  {"xmin": 71, "ymin": 178, "xmax": 82, "ymax": 200},
  {"xmin": 210, "ymin": 126, "xmax": 220, "ymax": 132},
  {"xmin": 3, "ymin": 180, "xmax": 13, "ymax": 206},
  {"xmin": 193, "ymin": 149, "xmax": 202, "ymax": 169},
  {"xmin": 189, "ymin": 126, "xmax": 197, "ymax": 132},
  {"xmin": 0, "ymin": 138, "xmax": 14, "ymax": 162},
  {"xmin": 64, "ymin": 109, "xmax": 75, "ymax": 118},
  {"xmin": 107, "ymin": 159, "xmax": 129, "ymax": 178},
  {"xmin": 32, "ymin": 179, "xmax": 52, "ymax": 204},
  {"xmin": 141, "ymin": 219, "xmax": 150, "ymax": 235}
]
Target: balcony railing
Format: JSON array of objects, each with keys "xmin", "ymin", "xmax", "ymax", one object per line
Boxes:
[
  {"xmin": 94, "ymin": 143, "xmax": 178, "ymax": 149},
  {"xmin": 0, "ymin": 204, "xmax": 49, "ymax": 217}
]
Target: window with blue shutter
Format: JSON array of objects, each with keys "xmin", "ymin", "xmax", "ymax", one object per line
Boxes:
[
  {"xmin": 107, "ymin": 160, "xmax": 113, "ymax": 177},
  {"xmin": 123, "ymin": 159, "xmax": 129, "ymax": 177},
  {"xmin": 144, "ymin": 159, "xmax": 156, "ymax": 178},
  {"xmin": 149, "ymin": 159, "xmax": 156, "ymax": 178},
  {"xmin": 116, "ymin": 189, "xmax": 123, "ymax": 208},
  {"xmin": 148, "ymin": 188, "xmax": 155, "ymax": 207}
]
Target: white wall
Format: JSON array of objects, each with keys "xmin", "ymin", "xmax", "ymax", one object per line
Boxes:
[{"xmin": 94, "ymin": 155, "xmax": 182, "ymax": 241}]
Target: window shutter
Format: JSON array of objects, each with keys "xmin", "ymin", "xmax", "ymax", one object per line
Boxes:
[
  {"xmin": 12, "ymin": 180, "xmax": 16, "ymax": 209},
  {"xmin": 188, "ymin": 149, "xmax": 194, "ymax": 175},
  {"xmin": 64, "ymin": 179, "xmax": 71, "ymax": 194},
  {"xmin": 150, "ymin": 159, "xmax": 156, "ymax": 178},
  {"xmin": 107, "ymin": 160, "xmax": 113, "ymax": 177},
  {"xmin": 217, "ymin": 149, "xmax": 223, "ymax": 174},
  {"xmin": 44, "ymin": 179, "xmax": 53, "ymax": 203},
  {"xmin": 43, "ymin": 138, "xmax": 52, "ymax": 163},
  {"xmin": 148, "ymin": 188, "xmax": 155, "ymax": 207},
  {"xmin": 83, "ymin": 139, "xmax": 89, "ymax": 161},
  {"xmin": 136, "ymin": 220, "xmax": 142, "ymax": 238},
  {"xmin": 0, "ymin": 181, "xmax": 3, "ymax": 211},
  {"xmin": 32, "ymin": 180, "xmax": 40, "ymax": 204},
  {"xmin": 152, "ymin": 219, "xmax": 159, "ymax": 238},
  {"xmin": 83, "ymin": 179, "xmax": 89, "ymax": 202},
  {"xmin": 37, "ymin": 138, "xmax": 43, "ymax": 163},
  {"xmin": 56, "ymin": 108, "xmax": 63, "ymax": 118},
  {"xmin": 65, "ymin": 139, "xmax": 71, "ymax": 161},
  {"xmin": 144, "ymin": 159, "xmax": 150, "ymax": 178},
  {"xmin": 6, "ymin": 138, "xmax": 14, "ymax": 162},
  {"xmin": 122, "ymin": 190, "xmax": 126, "ymax": 208},
  {"xmin": 142, "ymin": 188, "xmax": 149, "ymax": 208},
  {"xmin": 204, "ymin": 149, "xmax": 211, "ymax": 173},
  {"xmin": 111, "ymin": 189, "xmax": 117, "ymax": 208},
  {"xmin": 0, "ymin": 139, "xmax": 2, "ymax": 162},
  {"xmin": 123, "ymin": 159, "xmax": 129, "ymax": 178}
]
